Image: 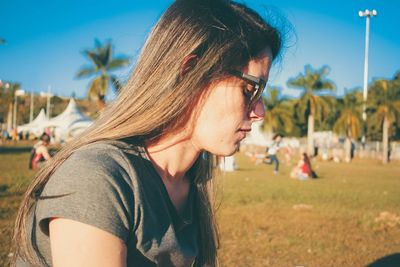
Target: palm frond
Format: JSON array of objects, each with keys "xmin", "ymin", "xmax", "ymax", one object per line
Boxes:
[
  {"xmin": 262, "ymin": 88, "xmax": 294, "ymax": 134},
  {"xmin": 110, "ymin": 76, "xmax": 123, "ymax": 93},
  {"xmin": 75, "ymin": 66, "xmax": 97, "ymax": 78},
  {"xmin": 98, "ymin": 42, "xmax": 112, "ymax": 67},
  {"xmin": 86, "ymin": 50, "xmax": 104, "ymax": 70},
  {"xmin": 108, "ymin": 58, "xmax": 130, "ymax": 71},
  {"xmin": 287, "ymin": 65, "xmax": 336, "ymax": 93},
  {"xmin": 333, "ymin": 89, "xmax": 364, "ymax": 139}
]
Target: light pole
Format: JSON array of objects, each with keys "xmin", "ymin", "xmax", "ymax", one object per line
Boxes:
[
  {"xmin": 13, "ymin": 89, "xmax": 26, "ymax": 129},
  {"xmin": 3, "ymin": 82, "xmax": 13, "ymax": 132},
  {"xmin": 30, "ymin": 91, "xmax": 34, "ymax": 122},
  {"xmin": 359, "ymin": 9, "xmax": 377, "ymax": 148}
]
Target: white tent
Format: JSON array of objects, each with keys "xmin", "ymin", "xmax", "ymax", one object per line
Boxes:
[
  {"xmin": 17, "ymin": 98, "xmax": 92, "ymax": 142},
  {"xmin": 43, "ymin": 98, "xmax": 92, "ymax": 142},
  {"xmin": 17, "ymin": 109, "xmax": 48, "ymax": 137}
]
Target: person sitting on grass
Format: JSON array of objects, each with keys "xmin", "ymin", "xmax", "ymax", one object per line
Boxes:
[
  {"xmin": 29, "ymin": 133, "xmax": 52, "ymax": 170},
  {"xmin": 290, "ymin": 152, "xmax": 318, "ymax": 180}
]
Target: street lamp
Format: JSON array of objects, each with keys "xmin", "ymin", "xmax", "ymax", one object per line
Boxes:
[{"xmin": 359, "ymin": 9, "xmax": 377, "ymax": 148}]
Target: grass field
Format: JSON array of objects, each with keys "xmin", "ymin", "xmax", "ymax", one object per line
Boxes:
[{"xmin": 1, "ymin": 144, "xmax": 400, "ymax": 266}]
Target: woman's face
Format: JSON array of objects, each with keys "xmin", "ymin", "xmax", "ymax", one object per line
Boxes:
[{"xmin": 191, "ymin": 48, "xmax": 272, "ymax": 156}]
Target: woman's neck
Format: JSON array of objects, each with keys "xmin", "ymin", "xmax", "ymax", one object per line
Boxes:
[
  {"xmin": 145, "ymin": 133, "xmax": 201, "ymax": 183},
  {"xmin": 145, "ymin": 133, "xmax": 200, "ymax": 213}
]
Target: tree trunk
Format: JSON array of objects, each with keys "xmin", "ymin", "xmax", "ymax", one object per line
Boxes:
[
  {"xmin": 97, "ymin": 96, "xmax": 106, "ymax": 112},
  {"xmin": 6, "ymin": 102, "xmax": 13, "ymax": 132},
  {"xmin": 344, "ymin": 137, "xmax": 352, "ymax": 163},
  {"xmin": 307, "ymin": 114, "xmax": 314, "ymax": 156},
  {"xmin": 382, "ymin": 116, "xmax": 389, "ymax": 164}
]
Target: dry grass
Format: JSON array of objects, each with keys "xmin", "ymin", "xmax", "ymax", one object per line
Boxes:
[
  {"xmin": 216, "ymin": 153, "xmax": 400, "ymax": 267},
  {"xmin": 1, "ymin": 145, "xmax": 400, "ymax": 266},
  {"xmin": 0, "ymin": 144, "xmax": 36, "ymax": 266}
]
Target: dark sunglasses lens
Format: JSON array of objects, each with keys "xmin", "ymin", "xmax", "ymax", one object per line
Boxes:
[{"xmin": 250, "ymin": 83, "xmax": 265, "ymax": 106}]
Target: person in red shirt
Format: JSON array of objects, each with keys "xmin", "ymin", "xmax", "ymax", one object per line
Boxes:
[
  {"xmin": 291, "ymin": 152, "xmax": 317, "ymax": 180},
  {"xmin": 29, "ymin": 133, "xmax": 52, "ymax": 170}
]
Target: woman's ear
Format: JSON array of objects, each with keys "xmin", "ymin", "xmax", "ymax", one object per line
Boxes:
[{"xmin": 180, "ymin": 54, "xmax": 199, "ymax": 76}]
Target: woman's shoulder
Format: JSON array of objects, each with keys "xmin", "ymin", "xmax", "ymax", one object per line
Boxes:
[
  {"xmin": 71, "ymin": 140, "xmax": 143, "ymax": 166},
  {"xmin": 47, "ymin": 140, "xmax": 144, "ymax": 189},
  {"xmin": 42, "ymin": 140, "xmax": 145, "ymax": 200},
  {"xmin": 37, "ymin": 140, "xmax": 142, "ymax": 245}
]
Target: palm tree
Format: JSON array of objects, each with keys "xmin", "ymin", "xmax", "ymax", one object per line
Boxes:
[
  {"xmin": 287, "ymin": 65, "xmax": 336, "ymax": 156},
  {"xmin": 76, "ymin": 39, "xmax": 129, "ymax": 109},
  {"xmin": 367, "ymin": 77, "xmax": 400, "ymax": 164},
  {"xmin": 262, "ymin": 86, "xmax": 294, "ymax": 135},
  {"xmin": 333, "ymin": 90, "xmax": 363, "ymax": 162}
]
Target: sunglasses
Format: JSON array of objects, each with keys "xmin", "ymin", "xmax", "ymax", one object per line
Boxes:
[{"xmin": 229, "ymin": 70, "xmax": 267, "ymax": 107}]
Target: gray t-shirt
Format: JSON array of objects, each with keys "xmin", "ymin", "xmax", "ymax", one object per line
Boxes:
[{"xmin": 19, "ymin": 140, "xmax": 198, "ymax": 267}]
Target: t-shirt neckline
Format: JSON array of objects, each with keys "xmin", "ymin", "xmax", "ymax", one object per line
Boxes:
[{"xmin": 136, "ymin": 145, "xmax": 195, "ymax": 230}]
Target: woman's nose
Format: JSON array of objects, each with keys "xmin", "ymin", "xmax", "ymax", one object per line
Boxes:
[{"xmin": 249, "ymin": 98, "xmax": 265, "ymax": 121}]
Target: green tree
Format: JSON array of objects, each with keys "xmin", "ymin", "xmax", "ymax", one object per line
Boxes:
[
  {"xmin": 317, "ymin": 95, "xmax": 339, "ymax": 131},
  {"xmin": 262, "ymin": 86, "xmax": 294, "ymax": 135},
  {"xmin": 367, "ymin": 76, "xmax": 400, "ymax": 164},
  {"xmin": 0, "ymin": 81, "xmax": 21, "ymax": 131},
  {"xmin": 76, "ymin": 39, "xmax": 129, "ymax": 109},
  {"xmin": 287, "ymin": 65, "xmax": 336, "ymax": 155},
  {"xmin": 333, "ymin": 90, "xmax": 363, "ymax": 162}
]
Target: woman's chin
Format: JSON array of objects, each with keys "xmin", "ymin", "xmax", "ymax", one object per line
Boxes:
[{"xmin": 213, "ymin": 144, "xmax": 239, "ymax": 157}]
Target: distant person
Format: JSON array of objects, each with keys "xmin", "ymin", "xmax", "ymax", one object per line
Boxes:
[
  {"xmin": 313, "ymin": 142, "xmax": 319, "ymax": 158},
  {"xmin": 1, "ymin": 129, "xmax": 9, "ymax": 142},
  {"xmin": 350, "ymin": 141, "xmax": 356, "ymax": 160},
  {"xmin": 29, "ymin": 133, "xmax": 52, "ymax": 170},
  {"xmin": 11, "ymin": 127, "xmax": 18, "ymax": 141},
  {"xmin": 13, "ymin": 1, "xmax": 284, "ymax": 266},
  {"xmin": 263, "ymin": 146, "xmax": 271, "ymax": 162},
  {"xmin": 265, "ymin": 134, "xmax": 283, "ymax": 174},
  {"xmin": 290, "ymin": 152, "xmax": 318, "ymax": 180}
]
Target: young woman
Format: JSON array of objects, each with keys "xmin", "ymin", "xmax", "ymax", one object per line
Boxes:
[{"xmin": 13, "ymin": 0, "xmax": 283, "ymax": 266}]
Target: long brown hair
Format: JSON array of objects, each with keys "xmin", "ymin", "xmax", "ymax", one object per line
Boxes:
[
  {"xmin": 13, "ymin": 0, "xmax": 282, "ymax": 266},
  {"xmin": 302, "ymin": 152, "xmax": 313, "ymax": 177}
]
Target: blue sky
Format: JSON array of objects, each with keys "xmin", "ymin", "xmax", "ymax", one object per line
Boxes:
[{"xmin": 1, "ymin": 0, "xmax": 399, "ymax": 99}]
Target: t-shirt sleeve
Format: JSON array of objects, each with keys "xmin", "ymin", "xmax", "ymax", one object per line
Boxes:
[{"xmin": 35, "ymin": 146, "xmax": 135, "ymax": 243}]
